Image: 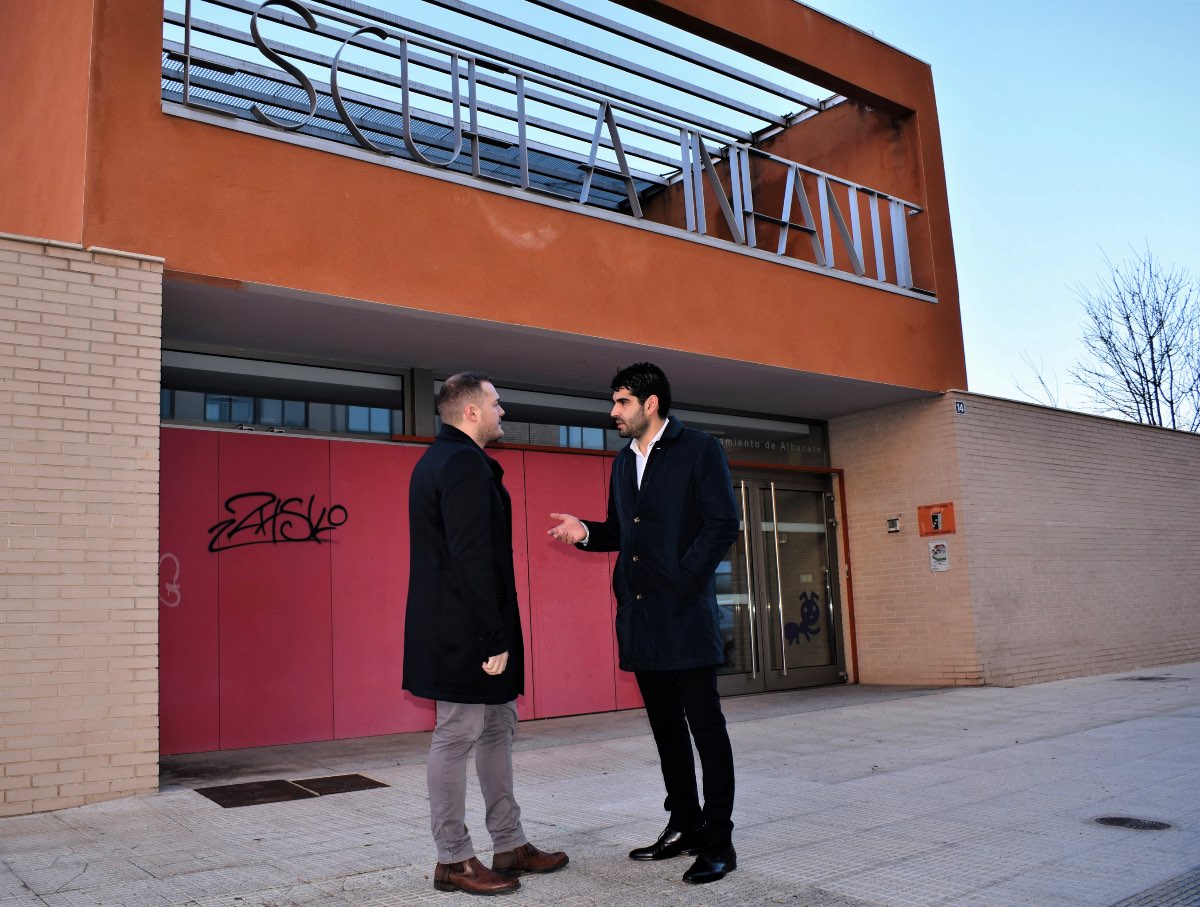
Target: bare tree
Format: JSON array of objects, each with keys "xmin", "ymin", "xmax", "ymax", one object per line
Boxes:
[
  {"xmin": 1069, "ymin": 249, "xmax": 1200, "ymax": 432},
  {"xmin": 1014, "ymin": 351, "xmax": 1060, "ymax": 408}
]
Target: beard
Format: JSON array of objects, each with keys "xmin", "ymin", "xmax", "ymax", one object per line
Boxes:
[{"xmin": 616, "ymin": 408, "xmax": 648, "ymax": 439}]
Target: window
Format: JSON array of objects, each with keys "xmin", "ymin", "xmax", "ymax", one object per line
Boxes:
[
  {"xmin": 559, "ymin": 425, "xmax": 608, "ymax": 450},
  {"xmin": 347, "ymin": 405, "xmax": 393, "ymax": 434},
  {"xmin": 258, "ymin": 398, "xmax": 283, "ymax": 425},
  {"xmin": 283, "ymin": 400, "xmax": 307, "ymax": 427},
  {"xmin": 205, "ymin": 394, "xmax": 254, "ymax": 423},
  {"xmin": 256, "ymin": 398, "xmax": 309, "ymax": 428},
  {"xmin": 161, "ymin": 389, "xmax": 400, "ymax": 437}
]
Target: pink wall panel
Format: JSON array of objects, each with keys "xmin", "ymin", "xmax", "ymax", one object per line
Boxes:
[
  {"xmin": 215, "ymin": 434, "xmax": 335, "ymax": 749},
  {"xmin": 159, "ymin": 431, "xmax": 644, "ymax": 753},
  {"xmin": 158, "ymin": 429, "xmax": 220, "ymax": 755},
  {"xmin": 329, "ymin": 442, "xmax": 433, "ymax": 736},
  {"xmin": 523, "ymin": 452, "xmax": 616, "ymax": 719},
  {"xmin": 491, "ymin": 449, "xmax": 535, "ymax": 720}
]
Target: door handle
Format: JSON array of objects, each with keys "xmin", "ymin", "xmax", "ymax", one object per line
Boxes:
[
  {"xmin": 769, "ymin": 482, "xmax": 787, "ymax": 676},
  {"xmin": 739, "ymin": 480, "xmax": 758, "ymax": 678},
  {"xmin": 824, "ymin": 567, "xmax": 834, "ymax": 628}
]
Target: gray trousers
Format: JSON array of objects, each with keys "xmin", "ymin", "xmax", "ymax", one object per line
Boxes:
[{"xmin": 428, "ymin": 700, "xmax": 527, "ymax": 864}]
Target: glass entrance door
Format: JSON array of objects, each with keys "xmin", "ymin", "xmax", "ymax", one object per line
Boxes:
[{"xmin": 717, "ymin": 477, "xmax": 846, "ymax": 695}]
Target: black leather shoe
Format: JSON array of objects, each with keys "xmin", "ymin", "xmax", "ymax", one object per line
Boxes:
[
  {"xmin": 682, "ymin": 845, "xmax": 737, "ymax": 884},
  {"xmin": 628, "ymin": 825, "xmax": 704, "ymax": 861}
]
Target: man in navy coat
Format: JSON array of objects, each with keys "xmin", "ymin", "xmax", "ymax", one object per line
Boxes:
[
  {"xmin": 405, "ymin": 372, "xmax": 567, "ymax": 896},
  {"xmin": 549, "ymin": 363, "xmax": 739, "ymax": 884}
]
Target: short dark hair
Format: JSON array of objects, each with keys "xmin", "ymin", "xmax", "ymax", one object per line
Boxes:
[
  {"xmin": 611, "ymin": 362, "xmax": 671, "ymax": 416},
  {"xmin": 438, "ymin": 371, "xmax": 492, "ymax": 423}
]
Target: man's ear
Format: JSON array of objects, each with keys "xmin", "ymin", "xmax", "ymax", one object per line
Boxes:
[{"xmin": 644, "ymin": 394, "xmax": 659, "ymax": 417}]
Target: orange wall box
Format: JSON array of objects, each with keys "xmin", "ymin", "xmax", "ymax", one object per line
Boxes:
[{"xmin": 918, "ymin": 502, "xmax": 957, "ymax": 537}]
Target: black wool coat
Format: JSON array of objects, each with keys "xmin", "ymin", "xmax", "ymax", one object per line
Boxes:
[
  {"xmin": 582, "ymin": 417, "xmax": 738, "ymax": 671},
  {"xmin": 402, "ymin": 425, "xmax": 524, "ymax": 704}
]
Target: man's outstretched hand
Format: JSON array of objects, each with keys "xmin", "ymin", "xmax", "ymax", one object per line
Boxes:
[{"xmin": 548, "ymin": 513, "xmax": 586, "ymax": 544}]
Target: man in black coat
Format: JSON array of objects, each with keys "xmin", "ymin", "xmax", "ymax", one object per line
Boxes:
[
  {"xmin": 404, "ymin": 372, "xmax": 567, "ymax": 896},
  {"xmin": 549, "ymin": 363, "xmax": 740, "ymax": 884}
]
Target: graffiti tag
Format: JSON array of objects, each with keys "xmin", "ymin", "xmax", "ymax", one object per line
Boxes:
[
  {"xmin": 159, "ymin": 552, "xmax": 181, "ymax": 607},
  {"xmin": 207, "ymin": 492, "xmax": 349, "ymax": 552},
  {"xmin": 784, "ymin": 591, "xmax": 823, "ymax": 644}
]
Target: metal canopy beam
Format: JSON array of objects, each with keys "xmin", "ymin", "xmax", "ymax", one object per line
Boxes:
[
  {"xmin": 163, "ymin": 24, "xmax": 681, "ymax": 177},
  {"xmin": 522, "ymin": 0, "xmax": 821, "ymax": 112},
  {"xmin": 170, "ymin": 0, "xmax": 839, "ymax": 156},
  {"xmin": 412, "ymin": 0, "xmax": 796, "ymax": 125},
  {"xmin": 311, "ymin": 0, "xmax": 756, "ymax": 140}
]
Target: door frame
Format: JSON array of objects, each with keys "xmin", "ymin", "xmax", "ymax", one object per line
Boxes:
[{"xmin": 718, "ymin": 465, "xmax": 853, "ymax": 696}]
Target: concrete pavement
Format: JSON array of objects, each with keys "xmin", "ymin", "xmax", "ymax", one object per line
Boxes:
[{"xmin": 2, "ymin": 663, "xmax": 1197, "ymax": 906}]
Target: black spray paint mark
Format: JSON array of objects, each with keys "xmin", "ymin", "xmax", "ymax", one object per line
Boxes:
[{"xmin": 207, "ymin": 492, "xmax": 349, "ymax": 552}]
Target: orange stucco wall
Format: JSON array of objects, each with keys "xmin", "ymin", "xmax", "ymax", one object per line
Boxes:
[
  {"xmin": 0, "ymin": 0, "xmax": 94, "ymax": 243},
  {"xmin": 74, "ymin": 0, "xmax": 964, "ymax": 393},
  {"xmin": 626, "ymin": 0, "xmax": 962, "ymax": 371}
]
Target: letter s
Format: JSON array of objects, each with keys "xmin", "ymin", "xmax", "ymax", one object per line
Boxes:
[{"xmin": 250, "ymin": 0, "xmax": 319, "ymax": 131}]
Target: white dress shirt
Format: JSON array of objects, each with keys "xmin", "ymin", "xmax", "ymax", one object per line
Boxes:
[
  {"xmin": 581, "ymin": 418, "xmax": 668, "ymax": 546},
  {"xmin": 632, "ymin": 419, "xmax": 669, "ymax": 489}
]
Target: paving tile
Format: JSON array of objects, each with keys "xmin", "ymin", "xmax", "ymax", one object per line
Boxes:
[
  {"xmin": 1109, "ymin": 864, "xmax": 1200, "ymax": 907},
  {"xmin": 2, "ymin": 664, "xmax": 1198, "ymax": 907},
  {"xmin": 0, "ymin": 868, "xmax": 36, "ymax": 903}
]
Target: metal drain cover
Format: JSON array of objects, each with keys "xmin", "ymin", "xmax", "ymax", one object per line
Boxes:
[
  {"xmin": 1095, "ymin": 816, "xmax": 1172, "ymax": 830},
  {"xmin": 1117, "ymin": 675, "xmax": 1185, "ymax": 682}
]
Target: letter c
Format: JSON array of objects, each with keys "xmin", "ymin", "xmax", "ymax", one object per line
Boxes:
[{"xmin": 331, "ymin": 26, "xmax": 391, "ymax": 154}]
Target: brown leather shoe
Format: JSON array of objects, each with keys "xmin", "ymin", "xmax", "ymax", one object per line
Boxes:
[
  {"xmin": 491, "ymin": 842, "xmax": 570, "ymax": 875},
  {"xmin": 433, "ymin": 856, "xmax": 520, "ymax": 895}
]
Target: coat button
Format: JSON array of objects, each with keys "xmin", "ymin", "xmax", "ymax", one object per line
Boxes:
[
  {"xmin": 635, "ymin": 594, "xmax": 643, "ymax": 600},
  {"xmin": 632, "ymin": 555, "xmax": 640, "ymax": 562},
  {"xmin": 633, "ymin": 516, "xmax": 641, "ymax": 523}
]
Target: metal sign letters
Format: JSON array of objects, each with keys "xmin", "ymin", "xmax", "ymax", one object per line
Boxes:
[{"xmin": 167, "ymin": 0, "xmax": 925, "ymax": 292}]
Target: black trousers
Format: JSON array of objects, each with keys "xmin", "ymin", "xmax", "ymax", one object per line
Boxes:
[{"xmin": 635, "ymin": 665, "xmax": 735, "ymax": 846}]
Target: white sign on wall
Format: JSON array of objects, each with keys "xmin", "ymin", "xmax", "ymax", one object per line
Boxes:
[{"xmin": 929, "ymin": 539, "xmax": 950, "ymax": 572}]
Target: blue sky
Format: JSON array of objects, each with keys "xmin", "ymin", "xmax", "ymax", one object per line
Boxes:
[{"xmin": 802, "ymin": 0, "xmax": 1200, "ymax": 410}]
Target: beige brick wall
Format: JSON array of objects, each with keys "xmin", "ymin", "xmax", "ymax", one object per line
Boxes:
[
  {"xmin": 955, "ymin": 394, "xmax": 1200, "ymax": 685},
  {"xmin": 0, "ymin": 234, "xmax": 162, "ymax": 816},
  {"xmin": 832, "ymin": 391, "xmax": 1200, "ymax": 688},
  {"xmin": 830, "ymin": 396, "xmax": 982, "ymax": 686}
]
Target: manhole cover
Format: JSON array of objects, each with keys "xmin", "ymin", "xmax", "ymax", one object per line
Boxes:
[
  {"xmin": 196, "ymin": 779, "xmax": 318, "ymax": 809},
  {"xmin": 1117, "ymin": 675, "xmax": 1185, "ymax": 682},
  {"xmin": 293, "ymin": 773, "xmax": 389, "ymax": 796},
  {"xmin": 195, "ymin": 773, "xmax": 389, "ymax": 808},
  {"xmin": 1095, "ymin": 816, "xmax": 1172, "ymax": 830}
]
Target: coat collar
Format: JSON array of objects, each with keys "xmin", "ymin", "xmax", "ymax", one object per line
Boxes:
[
  {"xmin": 437, "ymin": 423, "xmax": 505, "ymax": 479},
  {"xmin": 437, "ymin": 423, "xmax": 479, "ymax": 447},
  {"xmin": 661, "ymin": 415, "xmax": 684, "ymax": 441},
  {"xmin": 619, "ymin": 415, "xmax": 686, "ymax": 453},
  {"xmin": 617, "ymin": 415, "xmax": 684, "ymax": 460}
]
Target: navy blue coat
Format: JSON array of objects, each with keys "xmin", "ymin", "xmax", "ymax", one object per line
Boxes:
[
  {"xmin": 582, "ymin": 417, "xmax": 738, "ymax": 671},
  {"xmin": 402, "ymin": 425, "xmax": 524, "ymax": 704}
]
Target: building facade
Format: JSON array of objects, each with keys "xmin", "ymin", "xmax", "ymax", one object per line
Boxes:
[{"xmin": 3, "ymin": 0, "xmax": 1197, "ymax": 816}]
